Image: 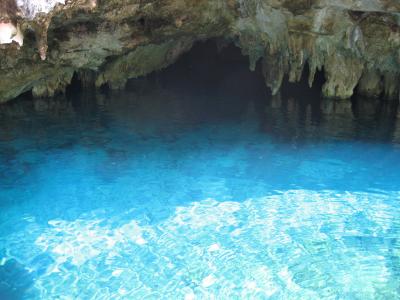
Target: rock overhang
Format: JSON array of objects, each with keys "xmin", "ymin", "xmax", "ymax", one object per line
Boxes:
[{"xmin": 0, "ymin": 0, "xmax": 399, "ymax": 103}]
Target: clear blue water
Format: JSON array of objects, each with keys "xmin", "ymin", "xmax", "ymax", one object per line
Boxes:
[{"xmin": 1, "ymin": 44, "xmax": 400, "ymax": 299}]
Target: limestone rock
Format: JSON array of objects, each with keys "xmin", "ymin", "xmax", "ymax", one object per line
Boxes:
[{"xmin": 0, "ymin": 0, "xmax": 399, "ymax": 103}]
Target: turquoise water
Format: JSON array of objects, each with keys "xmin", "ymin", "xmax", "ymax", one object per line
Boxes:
[{"xmin": 1, "ymin": 45, "xmax": 400, "ymax": 299}]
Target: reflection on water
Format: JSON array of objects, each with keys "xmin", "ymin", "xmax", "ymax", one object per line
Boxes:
[{"xmin": 0, "ymin": 42, "xmax": 400, "ymax": 299}]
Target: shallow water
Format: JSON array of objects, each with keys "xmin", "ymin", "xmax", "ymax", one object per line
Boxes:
[{"xmin": 1, "ymin": 44, "xmax": 400, "ymax": 299}]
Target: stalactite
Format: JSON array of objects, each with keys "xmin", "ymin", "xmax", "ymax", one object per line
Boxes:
[
  {"xmin": 322, "ymin": 54, "xmax": 364, "ymax": 99},
  {"xmin": 33, "ymin": 18, "xmax": 50, "ymax": 60},
  {"xmin": 262, "ymin": 49, "xmax": 289, "ymax": 96},
  {"xmin": 383, "ymin": 72, "xmax": 400, "ymax": 101},
  {"xmin": 1, "ymin": 0, "xmax": 400, "ymax": 103},
  {"xmin": 288, "ymin": 34, "xmax": 310, "ymax": 83},
  {"xmin": 357, "ymin": 70, "xmax": 383, "ymax": 98},
  {"xmin": 77, "ymin": 69, "xmax": 96, "ymax": 88},
  {"xmin": 307, "ymin": 57, "xmax": 322, "ymax": 88},
  {"xmin": 32, "ymin": 69, "xmax": 74, "ymax": 97}
]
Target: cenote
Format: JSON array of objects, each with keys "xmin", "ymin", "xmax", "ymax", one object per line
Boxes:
[{"xmin": 0, "ymin": 41, "xmax": 400, "ymax": 299}]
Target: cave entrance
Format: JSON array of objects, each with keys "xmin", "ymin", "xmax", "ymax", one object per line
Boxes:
[
  {"xmin": 123, "ymin": 39, "xmax": 327, "ymax": 111},
  {"xmin": 67, "ymin": 39, "xmax": 328, "ymax": 114},
  {"xmin": 63, "ymin": 39, "xmax": 336, "ymax": 128},
  {"xmin": 126, "ymin": 39, "xmax": 269, "ymax": 107}
]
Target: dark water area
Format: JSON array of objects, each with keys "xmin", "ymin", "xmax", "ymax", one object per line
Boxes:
[{"xmin": 0, "ymin": 41, "xmax": 399, "ymax": 299}]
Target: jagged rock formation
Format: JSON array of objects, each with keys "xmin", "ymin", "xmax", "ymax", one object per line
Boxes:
[{"xmin": 0, "ymin": 0, "xmax": 399, "ymax": 103}]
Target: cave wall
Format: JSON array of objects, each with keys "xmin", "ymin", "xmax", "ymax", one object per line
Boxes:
[{"xmin": 0, "ymin": 0, "xmax": 399, "ymax": 103}]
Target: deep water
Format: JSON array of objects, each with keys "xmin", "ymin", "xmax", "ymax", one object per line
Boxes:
[{"xmin": 0, "ymin": 43, "xmax": 400, "ymax": 299}]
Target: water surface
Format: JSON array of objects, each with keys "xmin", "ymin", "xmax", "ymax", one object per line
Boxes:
[{"xmin": 0, "ymin": 43, "xmax": 400, "ymax": 299}]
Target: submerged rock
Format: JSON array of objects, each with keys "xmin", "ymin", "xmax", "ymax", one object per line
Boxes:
[{"xmin": 0, "ymin": 0, "xmax": 400, "ymax": 102}]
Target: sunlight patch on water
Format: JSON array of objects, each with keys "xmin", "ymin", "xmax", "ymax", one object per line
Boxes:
[
  {"xmin": 35, "ymin": 219, "xmax": 149, "ymax": 267},
  {"xmin": 2, "ymin": 190, "xmax": 398, "ymax": 299}
]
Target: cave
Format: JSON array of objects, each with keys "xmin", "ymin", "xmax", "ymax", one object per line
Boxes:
[{"xmin": 1, "ymin": 1, "xmax": 400, "ymax": 299}]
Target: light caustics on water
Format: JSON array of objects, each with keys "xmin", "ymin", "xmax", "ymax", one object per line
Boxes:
[
  {"xmin": 2, "ymin": 191, "xmax": 400, "ymax": 299},
  {"xmin": 0, "ymin": 44, "xmax": 400, "ymax": 299}
]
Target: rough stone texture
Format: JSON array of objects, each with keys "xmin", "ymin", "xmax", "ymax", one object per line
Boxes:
[{"xmin": 0, "ymin": 0, "xmax": 400, "ymax": 103}]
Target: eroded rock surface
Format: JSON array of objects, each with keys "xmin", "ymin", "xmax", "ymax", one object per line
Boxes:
[{"xmin": 0, "ymin": 0, "xmax": 399, "ymax": 103}]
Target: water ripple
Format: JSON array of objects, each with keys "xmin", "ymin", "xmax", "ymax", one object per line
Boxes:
[{"xmin": 0, "ymin": 190, "xmax": 399, "ymax": 299}]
